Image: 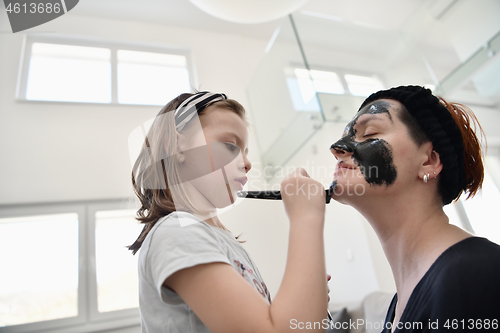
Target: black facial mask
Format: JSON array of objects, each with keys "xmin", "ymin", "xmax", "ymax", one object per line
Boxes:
[{"xmin": 330, "ymin": 100, "xmax": 397, "ymax": 186}]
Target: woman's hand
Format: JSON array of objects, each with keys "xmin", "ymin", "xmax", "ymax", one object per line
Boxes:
[{"xmin": 280, "ymin": 168, "xmax": 326, "ymax": 225}]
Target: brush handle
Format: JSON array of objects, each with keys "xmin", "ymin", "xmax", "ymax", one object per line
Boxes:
[
  {"xmin": 237, "ymin": 182, "xmax": 336, "ymax": 204},
  {"xmin": 327, "ymin": 309, "xmax": 334, "ymax": 322}
]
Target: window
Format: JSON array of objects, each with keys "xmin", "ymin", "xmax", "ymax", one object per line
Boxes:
[
  {"xmin": 287, "ymin": 66, "xmax": 385, "ymax": 111},
  {"xmin": 294, "ymin": 68, "xmax": 345, "ymax": 95},
  {"xmin": 460, "ymin": 160, "xmax": 500, "ymax": 245},
  {"xmin": 344, "ymin": 74, "xmax": 384, "ymax": 97},
  {"xmin": 26, "ymin": 43, "xmax": 111, "ymax": 103},
  {"xmin": 19, "ymin": 37, "xmax": 193, "ymax": 105},
  {"xmin": 0, "ymin": 201, "xmax": 142, "ymax": 333},
  {"xmin": 0, "ymin": 213, "xmax": 79, "ymax": 326},
  {"xmin": 95, "ymin": 209, "xmax": 140, "ymax": 313},
  {"xmin": 117, "ymin": 50, "xmax": 190, "ymax": 105}
]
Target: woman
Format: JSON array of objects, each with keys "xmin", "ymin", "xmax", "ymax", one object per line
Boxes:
[{"xmin": 329, "ymin": 86, "xmax": 500, "ymax": 332}]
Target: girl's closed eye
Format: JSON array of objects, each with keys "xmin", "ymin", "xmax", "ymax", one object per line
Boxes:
[{"xmin": 224, "ymin": 142, "xmax": 238, "ymax": 152}]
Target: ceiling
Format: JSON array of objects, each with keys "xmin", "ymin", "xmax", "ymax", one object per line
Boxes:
[
  {"xmin": 71, "ymin": 0, "xmax": 281, "ymax": 40},
  {"xmin": 51, "ymin": 0, "xmax": 500, "ymax": 107},
  {"xmin": 72, "ymin": 0, "xmax": 423, "ymax": 41}
]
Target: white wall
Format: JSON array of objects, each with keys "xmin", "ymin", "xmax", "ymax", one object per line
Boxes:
[{"xmin": 0, "ymin": 13, "xmax": 267, "ymax": 204}]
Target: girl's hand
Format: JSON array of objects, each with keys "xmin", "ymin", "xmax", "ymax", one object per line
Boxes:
[{"xmin": 280, "ymin": 168, "xmax": 326, "ymax": 225}]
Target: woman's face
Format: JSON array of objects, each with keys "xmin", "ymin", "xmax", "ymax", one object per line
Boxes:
[
  {"xmin": 178, "ymin": 105, "xmax": 251, "ymax": 209},
  {"xmin": 330, "ymin": 99, "xmax": 424, "ymax": 202}
]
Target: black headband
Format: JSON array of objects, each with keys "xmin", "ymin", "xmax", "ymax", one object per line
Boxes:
[{"xmin": 359, "ymin": 85, "xmax": 465, "ymax": 205}]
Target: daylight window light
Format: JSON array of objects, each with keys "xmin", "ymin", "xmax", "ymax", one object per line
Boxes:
[
  {"xmin": 0, "ymin": 213, "xmax": 79, "ymax": 325},
  {"xmin": 22, "ymin": 39, "xmax": 193, "ymax": 106},
  {"xmin": 26, "ymin": 43, "xmax": 111, "ymax": 103},
  {"xmin": 295, "ymin": 68, "xmax": 345, "ymax": 95},
  {"xmin": 117, "ymin": 50, "xmax": 191, "ymax": 105},
  {"xmin": 345, "ymin": 74, "xmax": 384, "ymax": 97},
  {"xmin": 95, "ymin": 209, "xmax": 141, "ymax": 312}
]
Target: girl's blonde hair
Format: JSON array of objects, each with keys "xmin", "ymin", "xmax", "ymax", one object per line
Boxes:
[{"xmin": 128, "ymin": 93, "xmax": 246, "ymax": 254}]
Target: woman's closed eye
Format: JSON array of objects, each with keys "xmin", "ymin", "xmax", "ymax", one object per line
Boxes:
[{"xmin": 361, "ymin": 127, "xmax": 379, "ymax": 138}]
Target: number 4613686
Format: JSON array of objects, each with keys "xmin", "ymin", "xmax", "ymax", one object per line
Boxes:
[
  {"xmin": 6, "ymin": 2, "xmax": 62, "ymax": 14},
  {"xmin": 444, "ymin": 319, "xmax": 498, "ymax": 330}
]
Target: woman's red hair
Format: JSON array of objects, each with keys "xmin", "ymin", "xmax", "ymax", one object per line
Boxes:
[{"xmin": 439, "ymin": 97, "xmax": 486, "ymax": 200}]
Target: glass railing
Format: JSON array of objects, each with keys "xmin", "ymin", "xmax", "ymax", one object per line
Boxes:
[{"xmin": 247, "ymin": 0, "xmax": 500, "ymax": 172}]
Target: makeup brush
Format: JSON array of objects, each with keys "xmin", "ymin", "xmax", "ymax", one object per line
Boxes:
[{"xmin": 236, "ymin": 181, "xmax": 336, "ymax": 204}]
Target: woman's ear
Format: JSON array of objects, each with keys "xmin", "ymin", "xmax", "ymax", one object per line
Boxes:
[{"xmin": 420, "ymin": 142, "xmax": 443, "ymax": 179}]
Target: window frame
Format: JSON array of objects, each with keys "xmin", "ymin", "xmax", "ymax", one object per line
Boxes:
[
  {"xmin": 0, "ymin": 199, "xmax": 140, "ymax": 333},
  {"xmin": 16, "ymin": 35, "xmax": 196, "ymax": 106}
]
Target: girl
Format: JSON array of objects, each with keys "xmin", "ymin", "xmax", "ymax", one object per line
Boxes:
[
  {"xmin": 128, "ymin": 92, "xmax": 329, "ymax": 333},
  {"xmin": 329, "ymin": 86, "xmax": 500, "ymax": 332}
]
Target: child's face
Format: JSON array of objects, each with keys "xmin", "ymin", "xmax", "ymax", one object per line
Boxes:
[{"xmin": 179, "ymin": 106, "xmax": 251, "ymax": 209}]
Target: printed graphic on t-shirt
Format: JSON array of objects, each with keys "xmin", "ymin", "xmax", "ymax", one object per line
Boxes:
[{"xmin": 233, "ymin": 259, "xmax": 271, "ymax": 303}]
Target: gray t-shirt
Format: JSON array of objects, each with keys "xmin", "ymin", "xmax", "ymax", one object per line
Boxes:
[{"xmin": 138, "ymin": 211, "xmax": 271, "ymax": 333}]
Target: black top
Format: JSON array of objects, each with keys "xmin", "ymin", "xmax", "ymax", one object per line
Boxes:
[{"xmin": 382, "ymin": 237, "xmax": 500, "ymax": 332}]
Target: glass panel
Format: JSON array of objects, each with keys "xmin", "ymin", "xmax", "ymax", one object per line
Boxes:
[
  {"xmin": 292, "ymin": 1, "xmax": 498, "ymax": 107},
  {"xmin": 0, "ymin": 213, "xmax": 79, "ymax": 326},
  {"xmin": 26, "ymin": 43, "xmax": 111, "ymax": 103},
  {"xmin": 461, "ymin": 168, "xmax": 500, "ymax": 245},
  {"xmin": 117, "ymin": 50, "xmax": 191, "ymax": 105},
  {"xmin": 250, "ymin": 2, "xmax": 500, "ymax": 175},
  {"xmin": 288, "ymin": 68, "xmax": 321, "ymax": 112},
  {"xmin": 95, "ymin": 209, "xmax": 142, "ymax": 313},
  {"xmin": 247, "ymin": 17, "xmax": 324, "ymax": 169},
  {"xmin": 435, "ymin": 30, "xmax": 500, "ymax": 107}
]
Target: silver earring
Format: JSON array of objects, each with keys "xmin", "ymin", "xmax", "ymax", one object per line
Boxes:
[
  {"xmin": 423, "ymin": 173, "xmax": 429, "ymax": 183},
  {"xmin": 433, "ymin": 172, "xmax": 437, "ymax": 179}
]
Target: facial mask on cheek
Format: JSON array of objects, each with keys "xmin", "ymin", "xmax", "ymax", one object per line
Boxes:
[
  {"xmin": 352, "ymin": 138, "xmax": 397, "ymax": 186},
  {"xmin": 331, "ymin": 136, "xmax": 397, "ymax": 186}
]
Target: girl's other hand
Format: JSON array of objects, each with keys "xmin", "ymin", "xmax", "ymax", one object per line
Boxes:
[{"xmin": 280, "ymin": 168, "xmax": 326, "ymax": 225}]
